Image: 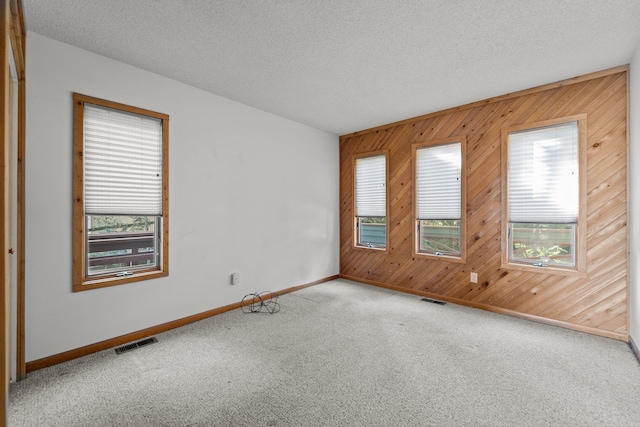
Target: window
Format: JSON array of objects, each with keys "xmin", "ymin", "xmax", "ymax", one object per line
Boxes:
[
  {"xmin": 354, "ymin": 152, "xmax": 387, "ymax": 250},
  {"xmin": 414, "ymin": 138, "xmax": 465, "ymax": 261},
  {"xmin": 73, "ymin": 93, "xmax": 169, "ymax": 291},
  {"xmin": 502, "ymin": 116, "xmax": 586, "ymax": 275}
]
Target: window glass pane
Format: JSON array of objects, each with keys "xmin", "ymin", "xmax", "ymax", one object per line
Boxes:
[
  {"xmin": 509, "ymin": 223, "xmax": 575, "ymax": 267},
  {"xmin": 87, "ymin": 215, "xmax": 158, "ymax": 276},
  {"xmin": 358, "ymin": 217, "xmax": 386, "ymax": 248},
  {"xmin": 419, "ymin": 220, "xmax": 460, "ymax": 255}
]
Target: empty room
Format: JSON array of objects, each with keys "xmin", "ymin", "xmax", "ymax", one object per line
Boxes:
[{"xmin": 3, "ymin": 1, "xmax": 640, "ymax": 426}]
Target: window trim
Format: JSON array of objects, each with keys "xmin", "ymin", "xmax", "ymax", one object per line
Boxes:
[
  {"xmin": 412, "ymin": 136, "xmax": 466, "ymax": 264},
  {"xmin": 352, "ymin": 150, "xmax": 389, "ymax": 252},
  {"xmin": 500, "ymin": 115, "xmax": 587, "ymax": 277},
  {"xmin": 73, "ymin": 93, "xmax": 169, "ymax": 291}
]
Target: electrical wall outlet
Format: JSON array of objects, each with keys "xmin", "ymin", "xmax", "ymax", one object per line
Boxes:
[
  {"xmin": 231, "ymin": 273, "xmax": 239, "ymax": 285},
  {"xmin": 470, "ymin": 272, "xmax": 478, "ymax": 283}
]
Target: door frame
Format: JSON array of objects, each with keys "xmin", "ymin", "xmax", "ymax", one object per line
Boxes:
[{"xmin": 1, "ymin": 0, "xmax": 25, "ymax": 425}]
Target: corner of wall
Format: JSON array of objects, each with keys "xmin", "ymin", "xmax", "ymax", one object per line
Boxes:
[{"xmin": 629, "ymin": 42, "xmax": 640, "ymax": 345}]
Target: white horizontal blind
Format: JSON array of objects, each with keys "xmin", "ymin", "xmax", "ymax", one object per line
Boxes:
[
  {"xmin": 416, "ymin": 142, "xmax": 461, "ymax": 220},
  {"xmin": 508, "ymin": 122, "xmax": 578, "ymax": 223},
  {"xmin": 355, "ymin": 155, "xmax": 386, "ymax": 217},
  {"xmin": 84, "ymin": 103, "xmax": 163, "ymax": 216}
]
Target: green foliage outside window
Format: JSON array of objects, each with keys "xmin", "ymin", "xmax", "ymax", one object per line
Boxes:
[
  {"xmin": 89, "ymin": 215, "xmax": 155, "ymax": 234},
  {"xmin": 510, "ymin": 223, "xmax": 574, "ymax": 266},
  {"xmin": 359, "ymin": 216, "xmax": 386, "ymax": 224}
]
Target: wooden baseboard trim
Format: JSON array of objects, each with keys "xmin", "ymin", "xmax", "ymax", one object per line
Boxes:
[
  {"xmin": 340, "ymin": 275, "xmax": 627, "ymax": 342},
  {"xmin": 271, "ymin": 275, "xmax": 339, "ymax": 297},
  {"xmin": 630, "ymin": 336, "xmax": 640, "ymax": 364},
  {"xmin": 26, "ymin": 275, "xmax": 339, "ymax": 373}
]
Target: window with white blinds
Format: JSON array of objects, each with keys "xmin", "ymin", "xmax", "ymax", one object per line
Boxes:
[
  {"xmin": 354, "ymin": 153, "xmax": 387, "ymax": 249},
  {"xmin": 414, "ymin": 141, "xmax": 463, "ymax": 258},
  {"xmin": 416, "ymin": 142, "xmax": 461, "ymax": 220},
  {"xmin": 355, "ymin": 155, "xmax": 386, "ymax": 217},
  {"xmin": 84, "ymin": 104, "xmax": 163, "ymax": 216},
  {"xmin": 504, "ymin": 118, "xmax": 583, "ymax": 270},
  {"xmin": 73, "ymin": 93, "xmax": 169, "ymax": 291},
  {"xmin": 508, "ymin": 122, "xmax": 578, "ymax": 224}
]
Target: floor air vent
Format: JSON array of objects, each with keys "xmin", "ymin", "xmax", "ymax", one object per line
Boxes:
[
  {"xmin": 421, "ymin": 298, "xmax": 446, "ymax": 305},
  {"xmin": 115, "ymin": 337, "xmax": 158, "ymax": 355}
]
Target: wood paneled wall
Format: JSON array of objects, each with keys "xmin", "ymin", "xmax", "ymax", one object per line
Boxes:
[{"xmin": 339, "ymin": 67, "xmax": 628, "ymax": 340}]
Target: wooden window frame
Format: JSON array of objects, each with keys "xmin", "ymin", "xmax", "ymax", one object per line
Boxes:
[
  {"xmin": 500, "ymin": 115, "xmax": 587, "ymax": 277},
  {"xmin": 352, "ymin": 150, "xmax": 389, "ymax": 252},
  {"xmin": 73, "ymin": 93, "xmax": 169, "ymax": 291},
  {"xmin": 412, "ymin": 136, "xmax": 467, "ymax": 264}
]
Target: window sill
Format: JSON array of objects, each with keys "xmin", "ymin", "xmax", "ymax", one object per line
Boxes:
[
  {"xmin": 416, "ymin": 252, "xmax": 466, "ymax": 264},
  {"xmin": 73, "ymin": 269, "xmax": 168, "ymax": 292},
  {"xmin": 353, "ymin": 245, "xmax": 388, "ymax": 254},
  {"xmin": 500, "ymin": 262, "xmax": 587, "ymax": 278}
]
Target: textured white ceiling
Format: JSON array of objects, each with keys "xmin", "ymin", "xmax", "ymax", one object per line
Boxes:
[{"xmin": 22, "ymin": 0, "xmax": 640, "ymax": 135}]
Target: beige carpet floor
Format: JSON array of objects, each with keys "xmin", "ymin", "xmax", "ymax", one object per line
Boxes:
[{"xmin": 9, "ymin": 279, "xmax": 640, "ymax": 426}]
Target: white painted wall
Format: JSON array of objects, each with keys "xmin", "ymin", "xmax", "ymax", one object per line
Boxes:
[
  {"xmin": 630, "ymin": 43, "xmax": 640, "ymax": 346},
  {"xmin": 25, "ymin": 32, "xmax": 339, "ymax": 361}
]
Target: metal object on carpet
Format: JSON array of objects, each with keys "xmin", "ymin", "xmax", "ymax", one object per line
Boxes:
[
  {"xmin": 421, "ymin": 298, "xmax": 446, "ymax": 305},
  {"xmin": 241, "ymin": 291, "xmax": 280, "ymax": 314},
  {"xmin": 115, "ymin": 337, "xmax": 158, "ymax": 355}
]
